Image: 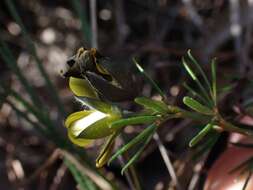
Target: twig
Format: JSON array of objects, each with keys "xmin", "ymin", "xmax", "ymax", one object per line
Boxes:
[{"xmin": 153, "ymin": 132, "xmax": 182, "ymax": 190}]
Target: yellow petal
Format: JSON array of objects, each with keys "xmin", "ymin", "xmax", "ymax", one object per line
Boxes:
[
  {"xmin": 69, "ymin": 77, "xmax": 98, "ymax": 98},
  {"xmin": 65, "ymin": 110, "xmax": 92, "ymax": 129},
  {"xmin": 77, "ymin": 110, "xmax": 121, "ymax": 139},
  {"xmin": 65, "ymin": 110, "xmax": 114, "ymax": 139},
  {"xmin": 71, "ymin": 110, "xmax": 107, "ymax": 137},
  {"xmin": 68, "ymin": 130, "xmax": 92, "ymax": 147}
]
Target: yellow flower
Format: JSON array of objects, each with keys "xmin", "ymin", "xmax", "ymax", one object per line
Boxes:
[{"xmin": 65, "ymin": 99, "xmax": 121, "ymax": 147}]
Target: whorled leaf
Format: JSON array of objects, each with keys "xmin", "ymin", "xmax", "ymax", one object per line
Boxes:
[
  {"xmin": 189, "ymin": 123, "xmax": 213, "ymax": 147},
  {"xmin": 183, "ymin": 96, "xmax": 213, "ymax": 115}
]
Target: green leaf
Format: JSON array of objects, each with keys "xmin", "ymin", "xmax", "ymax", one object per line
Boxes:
[
  {"xmin": 211, "ymin": 58, "xmax": 217, "ymax": 105},
  {"xmin": 183, "ymin": 96, "xmax": 213, "ymax": 115},
  {"xmin": 183, "ymin": 83, "xmax": 207, "ymax": 104},
  {"xmin": 133, "ymin": 58, "xmax": 167, "ymax": 100},
  {"xmin": 189, "ymin": 123, "xmax": 213, "ymax": 147},
  {"xmin": 182, "ymin": 58, "xmax": 213, "ymax": 106},
  {"xmin": 192, "ymin": 131, "xmax": 220, "ymax": 161},
  {"xmin": 182, "ymin": 57, "xmax": 197, "ymax": 80},
  {"xmin": 96, "ymin": 132, "xmax": 118, "ymax": 168},
  {"xmin": 134, "ymin": 97, "xmax": 168, "ymax": 114},
  {"xmin": 108, "ymin": 123, "xmax": 157, "ymax": 165},
  {"xmin": 187, "ymin": 50, "xmax": 212, "ymax": 94},
  {"xmin": 110, "ymin": 115, "xmax": 158, "ymax": 130},
  {"xmin": 121, "ymin": 127, "xmax": 156, "ymax": 174}
]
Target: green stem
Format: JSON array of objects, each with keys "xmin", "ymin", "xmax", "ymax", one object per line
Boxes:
[{"xmin": 219, "ymin": 118, "xmax": 253, "ymax": 136}]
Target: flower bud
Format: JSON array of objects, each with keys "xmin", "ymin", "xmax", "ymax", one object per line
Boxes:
[{"xmin": 65, "ymin": 100, "xmax": 121, "ymax": 146}]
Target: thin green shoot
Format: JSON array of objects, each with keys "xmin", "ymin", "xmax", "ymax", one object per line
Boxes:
[
  {"xmin": 110, "ymin": 115, "xmax": 158, "ymax": 130},
  {"xmin": 183, "ymin": 97, "xmax": 214, "ymax": 116},
  {"xmin": 189, "ymin": 123, "xmax": 213, "ymax": 147},
  {"xmin": 211, "ymin": 58, "xmax": 217, "ymax": 106},
  {"xmin": 121, "ymin": 125, "xmax": 157, "ymax": 174},
  {"xmin": 108, "ymin": 123, "xmax": 157, "ymax": 165},
  {"xmin": 187, "ymin": 50, "xmax": 212, "ymax": 95},
  {"xmin": 182, "ymin": 57, "xmax": 213, "ymax": 107},
  {"xmin": 133, "ymin": 58, "xmax": 167, "ymax": 102},
  {"xmin": 183, "ymin": 83, "xmax": 207, "ymax": 105}
]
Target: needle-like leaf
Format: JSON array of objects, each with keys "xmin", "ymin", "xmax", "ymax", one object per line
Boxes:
[
  {"xmin": 189, "ymin": 123, "xmax": 213, "ymax": 147},
  {"xmin": 110, "ymin": 115, "xmax": 158, "ymax": 130},
  {"xmin": 134, "ymin": 97, "xmax": 168, "ymax": 114},
  {"xmin": 183, "ymin": 96, "xmax": 214, "ymax": 115},
  {"xmin": 183, "ymin": 83, "xmax": 207, "ymax": 105},
  {"xmin": 182, "ymin": 58, "xmax": 213, "ymax": 106},
  {"xmin": 133, "ymin": 58, "xmax": 167, "ymax": 101},
  {"xmin": 211, "ymin": 58, "xmax": 217, "ymax": 105},
  {"xmin": 108, "ymin": 123, "xmax": 157, "ymax": 165},
  {"xmin": 187, "ymin": 50, "xmax": 212, "ymax": 94},
  {"xmin": 121, "ymin": 126, "xmax": 156, "ymax": 174}
]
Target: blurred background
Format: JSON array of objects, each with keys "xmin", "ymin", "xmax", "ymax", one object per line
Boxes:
[{"xmin": 1, "ymin": 0, "xmax": 253, "ymax": 190}]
